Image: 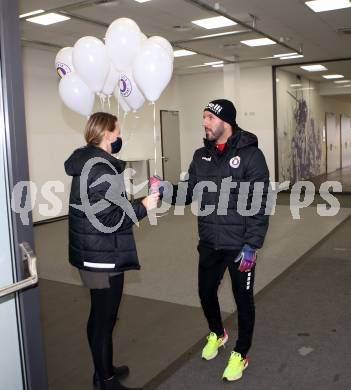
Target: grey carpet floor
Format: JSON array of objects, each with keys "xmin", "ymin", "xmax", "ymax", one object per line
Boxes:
[{"xmin": 152, "ymin": 216, "xmax": 351, "ymax": 390}]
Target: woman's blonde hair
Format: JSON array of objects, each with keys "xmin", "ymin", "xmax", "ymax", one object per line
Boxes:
[{"xmin": 84, "ymin": 112, "xmax": 118, "ymax": 146}]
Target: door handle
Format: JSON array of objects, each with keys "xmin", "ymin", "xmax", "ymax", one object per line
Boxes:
[
  {"xmin": 162, "ymin": 156, "xmax": 169, "ymax": 162},
  {"xmin": 0, "ymin": 242, "xmax": 38, "ymax": 298}
]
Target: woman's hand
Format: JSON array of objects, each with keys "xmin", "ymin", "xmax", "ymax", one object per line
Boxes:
[{"xmin": 141, "ymin": 192, "xmax": 160, "ymax": 211}]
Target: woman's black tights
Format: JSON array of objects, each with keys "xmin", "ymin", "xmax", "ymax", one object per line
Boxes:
[{"xmin": 87, "ymin": 273, "xmax": 124, "ymax": 380}]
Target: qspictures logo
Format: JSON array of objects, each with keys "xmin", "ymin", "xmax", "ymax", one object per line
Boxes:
[{"xmin": 70, "ymin": 157, "xmax": 138, "ymax": 233}]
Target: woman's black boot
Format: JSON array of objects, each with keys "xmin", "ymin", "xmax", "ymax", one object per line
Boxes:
[
  {"xmin": 93, "ymin": 366, "xmax": 130, "ymax": 388},
  {"xmin": 100, "ymin": 374, "xmax": 142, "ymax": 390}
]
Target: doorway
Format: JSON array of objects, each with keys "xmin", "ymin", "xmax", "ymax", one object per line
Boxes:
[{"xmin": 160, "ymin": 110, "xmax": 182, "ymax": 183}]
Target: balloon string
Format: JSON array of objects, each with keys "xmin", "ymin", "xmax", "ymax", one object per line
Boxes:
[
  {"xmin": 153, "ymin": 101, "xmax": 157, "ymax": 175},
  {"xmin": 121, "ymin": 111, "xmax": 128, "ymax": 137},
  {"xmin": 117, "ymin": 75, "xmax": 121, "ymax": 119},
  {"xmin": 108, "ymin": 95, "xmax": 111, "ymax": 111}
]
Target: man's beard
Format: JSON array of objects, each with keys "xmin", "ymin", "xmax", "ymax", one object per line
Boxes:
[{"xmin": 205, "ymin": 125, "xmax": 224, "ymax": 142}]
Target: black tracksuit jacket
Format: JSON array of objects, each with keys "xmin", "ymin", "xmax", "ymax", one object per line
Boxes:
[
  {"xmin": 64, "ymin": 145, "xmax": 147, "ymax": 272},
  {"xmin": 168, "ymin": 127, "xmax": 270, "ymax": 250}
]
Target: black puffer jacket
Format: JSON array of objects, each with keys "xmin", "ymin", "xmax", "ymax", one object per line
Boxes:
[
  {"xmin": 170, "ymin": 127, "xmax": 270, "ymax": 250},
  {"xmin": 64, "ymin": 145, "xmax": 147, "ymax": 272}
]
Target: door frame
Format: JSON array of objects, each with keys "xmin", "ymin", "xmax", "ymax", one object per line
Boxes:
[{"xmin": 0, "ymin": 1, "xmax": 48, "ymax": 389}]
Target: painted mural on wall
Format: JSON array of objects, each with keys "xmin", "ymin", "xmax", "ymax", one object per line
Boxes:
[
  {"xmin": 277, "ymin": 70, "xmax": 324, "ymax": 183},
  {"xmin": 288, "ymin": 97, "xmax": 322, "ymax": 182}
]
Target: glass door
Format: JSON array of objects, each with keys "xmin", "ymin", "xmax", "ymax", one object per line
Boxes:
[{"xmin": 0, "ymin": 1, "xmax": 47, "ymax": 389}]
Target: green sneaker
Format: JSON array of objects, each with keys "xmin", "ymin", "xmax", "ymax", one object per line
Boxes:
[
  {"xmin": 222, "ymin": 351, "xmax": 249, "ymax": 381},
  {"xmin": 201, "ymin": 329, "xmax": 228, "ymax": 360}
]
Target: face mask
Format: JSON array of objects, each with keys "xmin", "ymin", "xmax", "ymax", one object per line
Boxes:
[{"xmin": 111, "ymin": 137, "xmax": 122, "ymax": 154}]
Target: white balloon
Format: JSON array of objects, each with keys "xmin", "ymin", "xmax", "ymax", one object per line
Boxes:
[
  {"xmin": 140, "ymin": 33, "xmax": 148, "ymax": 45},
  {"xmin": 133, "ymin": 40, "xmax": 173, "ymax": 102},
  {"xmin": 113, "ymin": 87, "xmax": 131, "ymax": 113},
  {"xmin": 73, "ymin": 36, "xmax": 109, "ymax": 93},
  {"xmin": 102, "ymin": 64, "xmax": 120, "ymax": 96},
  {"xmin": 119, "ymin": 72, "xmax": 145, "ymax": 111},
  {"xmin": 59, "ymin": 72, "xmax": 95, "ymax": 116},
  {"xmin": 105, "ymin": 18, "xmax": 141, "ymax": 72},
  {"xmin": 55, "ymin": 47, "xmax": 75, "ymax": 78},
  {"xmin": 149, "ymin": 36, "xmax": 174, "ymax": 61}
]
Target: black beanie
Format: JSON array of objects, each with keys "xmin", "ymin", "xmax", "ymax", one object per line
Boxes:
[{"xmin": 204, "ymin": 99, "xmax": 237, "ymax": 128}]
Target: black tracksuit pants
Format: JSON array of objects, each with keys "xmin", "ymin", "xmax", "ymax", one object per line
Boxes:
[{"xmin": 198, "ymin": 245, "xmax": 255, "ymax": 357}]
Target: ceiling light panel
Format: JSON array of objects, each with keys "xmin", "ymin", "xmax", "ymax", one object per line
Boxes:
[
  {"xmin": 241, "ymin": 38, "xmax": 276, "ymax": 47},
  {"xmin": 323, "ymin": 74, "xmax": 344, "ymax": 79},
  {"xmin": 305, "ymin": 0, "xmax": 351, "ymax": 12},
  {"xmin": 194, "ymin": 30, "xmax": 247, "ymax": 39},
  {"xmin": 19, "ymin": 9, "xmax": 44, "ymax": 19},
  {"xmin": 300, "ymin": 64, "xmax": 328, "ymax": 71},
  {"xmin": 26, "ymin": 13, "xmax": 70, "ymax": 25},
  {"xmin": 174, "ymin": 49, "xmax": 197, "ymax": 57},
  {"xmin": 280, "ymin": 55, "xmax": 304, "ymax": 60},
  {"xmin": 192, "ymin": 16, "xmax": 237, "ymax": 29},
  {"xmin": 204, "ymin": 61, "xmax": 224, "ymax": 65},
  {"xmin": 273, "ymin": 52, "xmax": 298, "ymax": 57}
]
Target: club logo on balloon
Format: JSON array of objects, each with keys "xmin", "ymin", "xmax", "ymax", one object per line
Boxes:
[
  {"xmin": 56, "ymin": 62, "xmax": 72, "ymax": 78},
  {"xmin": 120, "ymin": 75, "xmax": 132, "ymax": 97}
]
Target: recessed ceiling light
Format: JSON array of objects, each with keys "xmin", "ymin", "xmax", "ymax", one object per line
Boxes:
[
  {"xmin": 280, "ymin": 54, "xmax": 304, "ymax": 60},
  {"xmin": 194, "ymin": 30, "xmax": 248, "ymax": 39},
  {"xmin": 212, "ymin": 64, "xmax": 224, "ymax": 68},
  {"xmin": 334, "ymin": 80, "xmax": 351, "ymax": 84},
  {"xmin": 290, "ymin": 83, "xmax": 303, "ymax": 87},
  {"xmin": 241, "ymin": 38, "xmax": 276, "ymax": 47},
  {"xmin": 192, "ymin": 16, "xmax": 237, "ymax": 29},
  {"xmin": 134, "ymin": 0, "xmax": 152, "ymax": 3},
  {"xmin": 173, "ymin": 49, "xmax": 196, "ymax": 57},
  {"xmin": 305, "ymin": 0, "xmax": 351, "ymax": 12},
  {"xmin": 300, "ymin": 64, "xmax": 327, "ymax": 72},
  {"xmin": 273, "ymin": 52, "xmax": 298, "ymax": 57},
  {"xmin": 26, "ymin": 13, "xmax": 70, "ymax": 25},
  {"xmin": 204, "ymin": 61, "xmax": 224, "ymax": 66},
  {"xmin": 186, "ymin": 64, "xmax": 208, "ymax": 69},
  {"xmin": 19, "ymin": 9, "xmax": 44, "ymax": 19},
  {"xmin": 323, "ymin": 74, "xmax": 344, "ymax": 79}
]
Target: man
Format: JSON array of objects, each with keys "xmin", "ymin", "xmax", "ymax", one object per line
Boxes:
[{"xmin": 152, "ymin": 99, "xmax": 270, "ymax": 382}]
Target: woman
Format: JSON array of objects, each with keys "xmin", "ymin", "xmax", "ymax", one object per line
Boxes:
[{"xmin": 64, "ymin": 112, "xmax": 158, "ymax": 390}]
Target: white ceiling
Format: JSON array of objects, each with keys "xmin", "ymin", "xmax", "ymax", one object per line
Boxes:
[{"xmin": 19, "ymin": 0, "xmax": 351, "ymax": 76}]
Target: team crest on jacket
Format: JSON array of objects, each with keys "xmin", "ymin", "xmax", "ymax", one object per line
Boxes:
[{"xmin": 229, "ymin": 156, "xmax": 241, "ymax": 168}]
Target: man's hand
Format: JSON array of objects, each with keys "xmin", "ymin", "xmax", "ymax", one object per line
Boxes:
[
  {"xmin": 142, "ymin": 192, "xmax": 160, "ymax": 211},
  {"xmin": 235, "ymin": 244, "xmax": 257, "ymax": 272}
]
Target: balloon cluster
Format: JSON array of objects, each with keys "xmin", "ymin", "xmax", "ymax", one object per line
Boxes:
[{"xmin": 56, "ymin": 18, "xmax": 174, "ymax": 116}]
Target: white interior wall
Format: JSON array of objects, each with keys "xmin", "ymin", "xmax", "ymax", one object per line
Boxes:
[
  {"xmin": 177, "ymin": 70, "xmax": 224, "ymax": 172},
  {"xmin": 177, "ymin": 65, "xmax": 275, "ymax": 179},
  {"xmin": 239, "ymin": 66, "xmax": 275, "ymax": 180}
]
